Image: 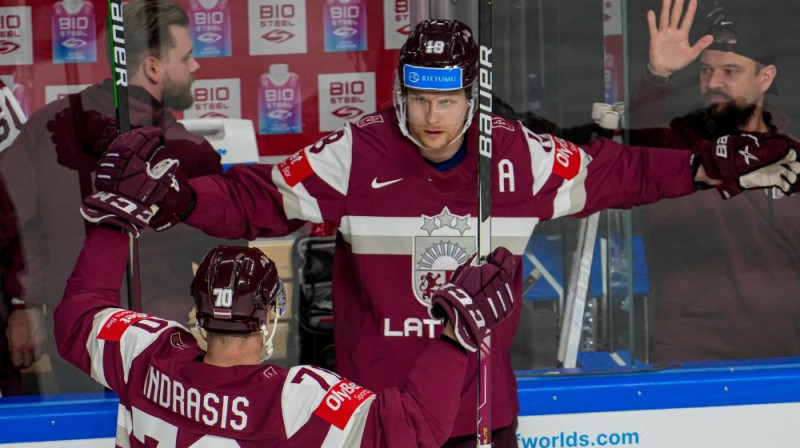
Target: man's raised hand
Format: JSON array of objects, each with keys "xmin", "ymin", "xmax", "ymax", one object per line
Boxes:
[{"xmin": 647, "ymin": 0, "xmax": 713, "ymax": 78}]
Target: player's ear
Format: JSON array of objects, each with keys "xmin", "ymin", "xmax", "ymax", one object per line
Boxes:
[
  {"xmin": 758, "ymin": 64, "xmax": 777, "ymax": 95},
  {"xmin": 141, "ymin": 54, "xmax": 162, "ymax": 85}
]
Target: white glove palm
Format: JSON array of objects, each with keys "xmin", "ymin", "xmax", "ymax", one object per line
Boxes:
[{"xmin": 739, "ymin": 150, "xmax": 800, "ymax": 193}]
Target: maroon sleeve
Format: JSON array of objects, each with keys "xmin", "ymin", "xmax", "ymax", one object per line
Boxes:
[
  {"xmin": 360, "ymin": 339, "xmax": 468, "ymax": 448},
  {"xmin": 576, "ymin": 137, "xmax": 697, "ymax": 215},
  {"xmin": 186, "ymin": 163, "xmax": 305, "ymax": 240},
  {"xmin": 162, "ymin": 122, "xmax": 224, "ymax": 178},
  {"xmin": 53, "ymin": 227, "xmax": 129, "ymax": 374}
]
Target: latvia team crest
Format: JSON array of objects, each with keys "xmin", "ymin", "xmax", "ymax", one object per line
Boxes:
[{"xmin": 412, "ymin": 206, "xmax": 475, "ymax": 306}]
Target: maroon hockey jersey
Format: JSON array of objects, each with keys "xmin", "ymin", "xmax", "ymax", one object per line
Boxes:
[
  {"xmin": 55, "ymin": 227, "xmax": 468, "ymax": 447},
  {"xmin": 185, "ymin": 108, "xmax": 697, "ymax": 436}
]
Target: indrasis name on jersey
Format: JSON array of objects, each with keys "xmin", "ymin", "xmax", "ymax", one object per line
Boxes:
[{"xmin": 143, "ymin": 365, "xmax": 250, "ymax": 431}]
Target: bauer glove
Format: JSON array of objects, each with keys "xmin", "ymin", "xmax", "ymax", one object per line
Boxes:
[
  {"xmin": 429, "ymin": 247, "xmax": 516, "ymax": 352},
  {"xmin": 697, "ymin": 134, "xmax": 797, "ymax": 198}
]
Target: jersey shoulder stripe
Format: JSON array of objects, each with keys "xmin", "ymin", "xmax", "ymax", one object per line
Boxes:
[
  {"xmin": 88, "ymin": 308, "xmax": 183, "ymax": 388},
  {"xmin": 282, "ymin": 365, "xmax": 376, "ymax": 447}
]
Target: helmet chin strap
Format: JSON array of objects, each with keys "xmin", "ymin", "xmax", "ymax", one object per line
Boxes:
[
  {"xmin": 260, "ymin": 310, "xmax": 281, "ymax": 362},
  {"xmin": 393, "ymin": 78, "xmax": 477, "ymax": 153},
  {"xmin": 194, "ymin": 322, "xmax": 208, "ymax": 344},
  {"xmin": 194, "ymin": 311, "xmax": 280, "ymax": 363}
]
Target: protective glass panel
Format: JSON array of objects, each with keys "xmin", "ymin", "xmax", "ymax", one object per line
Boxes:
[{"xmin": 0, "ymin": 0, "xmax": 797, "ymax": 429}]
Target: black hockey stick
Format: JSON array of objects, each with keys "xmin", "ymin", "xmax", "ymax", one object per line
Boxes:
[
  {"xmin": 107, "ymin": 0, "xmax": 141, "ymax": 312},
  {"xmin": 476, "ymin": 0, "xmax": 493, "ymax": 446}
]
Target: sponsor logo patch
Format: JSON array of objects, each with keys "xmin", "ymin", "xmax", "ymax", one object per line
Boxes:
[
  {"xmin": 314, "ymin": 379, "xmax": 374, "ymax": 430},
  {"xmin": 551, "ymin": 136, "xmax": 581, "ymax": 180},
  {"xmin": 278, "ymin": 150, "xmax": 314, "ymax": 187},
  {"xmin": 97, "ymin": 310, "xmax": 151, "ymax": 341}
]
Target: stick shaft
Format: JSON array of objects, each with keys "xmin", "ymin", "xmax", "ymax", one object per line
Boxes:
[
  {"xmin": 107, "ymin": 0, "xmax": 140, "ymax": 311},
  {"xmin": 476, "ymin": 1, "xmax": 493, "ymax": 446}
]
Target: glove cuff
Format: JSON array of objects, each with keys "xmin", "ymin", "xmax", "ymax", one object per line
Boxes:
[{"xmin": 439, "ymin": 333, "xmax": 467, "ymax": 355}]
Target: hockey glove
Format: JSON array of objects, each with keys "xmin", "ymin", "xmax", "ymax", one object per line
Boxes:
[
  {"xmin": 94, "ymin": 126, "xmax": 194, "ymax": 232},
  {"xmin": 148, "ymin": 168, "xmax": 194, "ymax": 232},
  {"xmin": 81, "ymin": 157, "xmax": 179, "ymax": 237},
  {"xmin": 429, "ymin": 247, "xmax": 516, "ymax": 352},
  {"xmin": 698, "ymin": 134, "xmax": 795, "ymax": 199},
  {"xmin": 739, "ymin": 150, "xmax": 800, "ymax": 193},
  {"xmin": 95, "ymin": 127, "xmax": 170, "ymax": 201}
]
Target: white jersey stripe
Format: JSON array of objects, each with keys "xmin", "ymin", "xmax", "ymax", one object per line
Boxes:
[
  {"xmin": 87, "ymin": 309, "xmax": 118, "ymax": 387},
  {"xmin": 529, "ymin": 134, "xmax": 556, "ymax": 196},
  {"xmin": 272, "ymin": 166, "xmax": 323, "ymax": 222},
  {"xmin": 552, "ymin": 166, "xmax": 589, "ymax": 219},
  {"xmin": 339, "ymin": 216, "xmax": 537, "ymax": 255},
  {"xmin": 282, "ymin": 366, "xmax": 342, "ymax": 438},
  {"xmin": 321, "ymin": 395, "xmax": 374, "ymax": 448},
  {"xmin": 307, "ymin": 125, "xmax": 354, "ymax": 196},
  {"xmin": 87, "ymin": 308, "xmax": 181, "ymax": 386}
]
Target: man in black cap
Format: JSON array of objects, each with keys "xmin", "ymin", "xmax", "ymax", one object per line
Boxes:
[
  {"xmin": 630, "ymin": 0, "xmax": 800, "ymax": 363},
  {"xmin": 636, "ymin": 0, "xmax": 780, "ymax": 136}
]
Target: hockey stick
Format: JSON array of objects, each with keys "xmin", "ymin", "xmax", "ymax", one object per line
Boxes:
[
  {"xmin": 557, "ymin": 212, "xmax": 599, "ymax": 368},
  {"xmin": 107, "ymin": 6, "xmax": 140, "ymax": 446},
  {"xmin": 476, "ymin": 1, "xmax": 493, "ymax": 446},
  {"xmin": 107, "ymin": 0, "xmax": 141, "ymax": 313}
]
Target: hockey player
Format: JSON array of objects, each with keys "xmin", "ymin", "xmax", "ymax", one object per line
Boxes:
[
  {"xmin": 58, "ymin": 171, "xmax": 516, "ymax": 447},
  {"xmin": 86, "ymin": 20, "xmax": 800, "ymax": 447}
]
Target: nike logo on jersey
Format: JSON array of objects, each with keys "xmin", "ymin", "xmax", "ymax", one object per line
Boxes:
[{"xmin": 371, "ymin": 177, "xmax": 403, "ymax": 189}]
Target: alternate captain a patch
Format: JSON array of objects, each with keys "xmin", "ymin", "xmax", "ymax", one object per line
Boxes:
[{"xmin": 550, "ymin": 136, "xmax": 581, "ymax": 180}]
